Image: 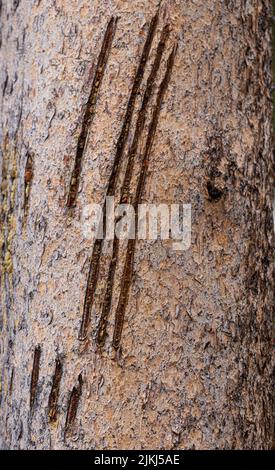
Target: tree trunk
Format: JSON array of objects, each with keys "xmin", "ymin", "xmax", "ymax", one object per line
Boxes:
[{"xmin": 0, "ymin": 0, "xmax": 273, "ymax": 450}]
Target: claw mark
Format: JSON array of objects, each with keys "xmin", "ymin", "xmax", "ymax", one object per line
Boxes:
[
  {"xmin": 96, "ymin": 235, "xmax": 119, "ymax": 346},
  {"xmin": 30, "ymin": 345, "xmax": 41, "ymax": 410},
  {"xmin": 9, "ymin": 367, "xmax": 14, "ymax": 396},
  {"xmin": 65, "ymin": 374, "xmax": 83, "ymax": 436},
  {"xmin": 67, "ymin": 17, "xmax": 118, "ymax": 208},
  {"xmin": 97, "ymin": 25, "xmax": 170, "ymax": 346},
  {"xmin": 79, "ymin": 11, "xmax": 159, "ymax": 341},
  {"xmin": 48, "ymin": 357, "xmax": 63, "ymax": 422},
  {"xmin": 23, "ymin": 151, "xmax": 33, "ymax": 218},
  {"xmin": 120, "ymin": 24, "xmax": 170, "ymax": 205},
  {"xmin": 103, "ymin": 9, "xmax": 159, "ymax": 199},
  {"xmin": 2, "ymin": 72, "xmax": 8, "ymax": 96},
  {"xmin": 79, "ymin": 237, "xmax": 102, "ymax": 340},
  {"xmin": 112, "ymin": 44, "xmax": 178, "ymax": 349}
]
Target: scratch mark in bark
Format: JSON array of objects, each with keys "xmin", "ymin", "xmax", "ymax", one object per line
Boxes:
[
  {"xmin": 112, "ymin": 43, "xmax": 178, "ymax": 349},
  {"xmin": 78, "ymin": 11, "xmax": 159, "ymax": 341},
  {"xmin": 9, "ymin": 367, "xmax": 14, "ymax": 396},
  {"xmin": 79, "ymin": 238, "xmax": 102, "ymax": 340},
  {"xmin": 205, "ymin": 133, "xmax": 226, "ymax": 202},
  {"xmin": 96, "ymin": 24, "xmax": 170, "ymax": 347},
  {"xmin": 2, "ymin": 72, "xmax": 8, "ymax": 96},
  {"xmin": 67, "ymin": 17, "xmax": 118, "ymax": 208},
  {"xmin": 103, "ymin": 9, "xmax": 159, "ymax": 199},
  {"xmin": 64, "ymin": 374, "xmax": 83, "ymax": 436},
  {"xmin": 96, "ymin": 235, "xmax": 120, "ymax": 346},
  {"xmin": 30, "ymin": 345, "xmax": 41, "ymax": 410},
  {"xmin": 120, "ymin": 24, "xmax": 170, "ymax": 205},
  {"xmin": 48, "ymin": 357, "xmax": 63, "ymax": 423},
  {"xmin": 23, "ymin": 151, "xmax": 33, "ymax": 218}
]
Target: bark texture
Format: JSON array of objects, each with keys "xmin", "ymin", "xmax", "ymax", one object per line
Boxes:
[{"xmin": 0, "ymin": 0, "xmax": 274, "ymax": 450}]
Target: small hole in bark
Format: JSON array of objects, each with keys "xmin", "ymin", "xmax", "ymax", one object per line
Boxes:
[{"xmin": 206, "ymin": 181, "xmax": 223, "ymax": 202}]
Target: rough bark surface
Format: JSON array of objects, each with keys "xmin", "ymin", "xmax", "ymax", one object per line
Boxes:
[{"xmin": 0, "ymin": 0, "xmax": 274, "ymax": 450}]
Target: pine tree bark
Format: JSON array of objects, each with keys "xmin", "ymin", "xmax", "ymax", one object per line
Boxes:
[{"xmin": 0, "ymin": 0, "xmax": 274, "ymax": 450}]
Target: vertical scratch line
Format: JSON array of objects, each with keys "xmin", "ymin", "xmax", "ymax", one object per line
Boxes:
[
  {"xmin": 96, "ymin": 25, "xmax": 170, "ymax": 346},
  {"xmin": 79, "ymin": 11, "xmax": 159, "ymax": 341},
  {"xmin": 104, "ymin": 9, "xmax": 159, "ymax": 199},
  {"xmin": 67, "ymin": 17, "xmax": 118, "ymax": 208},
  {"xmin": 64, "ymin": 374, "xmax": 83, "ymax": 437},
  {"xmin": 48, "ymin": 357, "xmax": 63, "ymax": 422},
  {"xmin": 112, "ymin": 43, "xmax": 178, "ymax": 349},
  {"xmin": 23, "ymin": 151, "xmax": 33, "ymax": 220},
  {"xmin": 9, "ymin": 367, "xmax": 14, "ymax": 396},
  {"xmin": 30, "ymin": 345, "xmax": 41, "ymax": 410}
]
